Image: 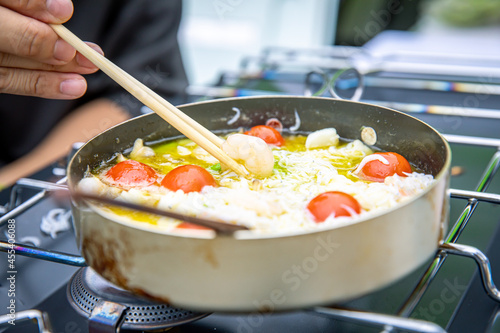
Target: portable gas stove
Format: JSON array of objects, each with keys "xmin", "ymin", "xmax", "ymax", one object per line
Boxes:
[{"xmin": 1, "ymin": 45, "xmax": 500, "ymax": 332}]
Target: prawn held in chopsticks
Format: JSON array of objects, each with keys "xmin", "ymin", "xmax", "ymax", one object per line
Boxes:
[{"xmin": 221, "ymin": 133, "xmax": 274, "ymax": 178}]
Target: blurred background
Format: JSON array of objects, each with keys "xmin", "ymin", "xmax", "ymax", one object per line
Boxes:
[
  {"xmin": 179, "ymin": 0, "xmax": 500, "ymax": 85},
  {"xmin": 179, "ymin": 0, "xmax": 338, "ymax": 85}
]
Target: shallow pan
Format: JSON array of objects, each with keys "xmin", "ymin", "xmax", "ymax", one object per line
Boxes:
[{"xmin": 67, "ymin": 96, "xmax": 451, "ymax": 312}]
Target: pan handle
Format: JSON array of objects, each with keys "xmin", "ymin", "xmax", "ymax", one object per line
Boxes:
[{"xmin": 0, "ymin": 239, "xmax": 86, "ymax": 266}]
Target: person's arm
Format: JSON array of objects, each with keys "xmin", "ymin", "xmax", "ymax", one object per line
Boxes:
[
  {"xmin": 0, "ymin": 98, "xmax": 129, "ymax": 187},
  {"xmin": 0, "ymin": 0, "xmax": 102, "ymax": 98},
  {"xmin": 0, "ymin": 0, "xmax": 188, "ymax": 187}
]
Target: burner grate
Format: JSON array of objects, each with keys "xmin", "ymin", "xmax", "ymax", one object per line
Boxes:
[
  {"xmin": 67, "ymin": 267, "xmax": 208, "ymax": 331},
  {"xmin": 71, "ymin": 268, "xmax": 98, "ymax": 314},
  {"xmin": 125, "ymin": 304, "xmax": 188, "ymax": 324}
]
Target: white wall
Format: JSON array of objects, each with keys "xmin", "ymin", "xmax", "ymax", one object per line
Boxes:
[{"xmin": 178, "ymin": 0, "xmax": 339, "ymax": 85}]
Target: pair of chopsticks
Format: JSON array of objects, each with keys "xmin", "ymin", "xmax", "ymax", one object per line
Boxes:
[
  {"xmin": 21, "ymin": 179, "xmax": 249, "ymax": 235},
  {"xmin": 73, "ymin": 191, "xmax": 249, "ymax": 235},
  {"xmin": 50, "ymin": 24, "xmax": 249, "ymax": 178}
]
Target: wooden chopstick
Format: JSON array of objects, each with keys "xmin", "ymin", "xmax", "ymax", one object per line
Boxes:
[
  {"xmin": 72, "ymin": 191, "xmax": 249, "ymax": 235},
  {"xmin": 50, "ymin": 24, "xmax": 247, "ymax": 177}
]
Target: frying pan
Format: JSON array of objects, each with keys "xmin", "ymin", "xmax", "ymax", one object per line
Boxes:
[{"xmin": 67, "ymin": 96, "xmax": 451, "ymax": 312}]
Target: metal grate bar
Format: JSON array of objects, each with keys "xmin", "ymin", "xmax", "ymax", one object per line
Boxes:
[
  {"xmin": 440, "ymin": 243, "xmax": 500, "ymax": 302},
  {"xmin": 0, "ymin": 177, "xmax": 67, "ymax": 227},
  {"xmin": 312, "ymin": 307, "xmax": 446, "ymax": 333},
  {"xmin": 0, "ymin": 240, "xmax": 86, "ymax": 266},
  {"xmin": 449, "ymin": 189, "xmax": 500, "ymax": 204},
  {"xmin": 444, "ymin": 135, "xmax": 500, "ymax": 149},
  {"xmin": 396, "ymin": 148, "xmax": 500, "ymax": 319},
  {"xmin": 0, "ymin": 310, "xmax": 53, "ymax": 333}
]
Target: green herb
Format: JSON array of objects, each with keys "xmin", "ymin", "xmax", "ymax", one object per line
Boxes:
[{"xmin": 210, "ymin": 163, "xmax": 221, "ymax": 171}]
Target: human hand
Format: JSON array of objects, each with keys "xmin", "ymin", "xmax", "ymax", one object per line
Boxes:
[{"xmin": 0, "ymin": 0, "xmax": 103, "ymax": 99}]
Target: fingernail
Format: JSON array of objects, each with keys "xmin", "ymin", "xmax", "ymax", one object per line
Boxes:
[
  {"xmin": 76, "ymin": 43, "xmax": 104, "ymax": 68},
  {"xmin": 60, "ymin": 79, "xmax": 86, "ymax": 97},
  {"xmin": 47, "ymin": 0, "xmax": 74, "ymax": 21},
  {"xmin": 88, "ymin": 43, "xmax": 104, "ymax": 56},
  {"xmin": 54, "ymin": 39, "xmax": 76, "ymax": 62}
]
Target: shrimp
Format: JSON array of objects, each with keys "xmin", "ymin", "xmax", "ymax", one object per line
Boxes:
[{"xmin": 222, "ymin": 134, "xmax": 274, "ymax": 178}]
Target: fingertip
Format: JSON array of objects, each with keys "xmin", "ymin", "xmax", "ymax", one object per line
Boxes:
[
  {"xmin": 60, "ymin": 78, "xmax": 87, "ymax": 98},
  {"xmin": 47, "ymin": 0, "xmax": 74, "ymax": 23}
]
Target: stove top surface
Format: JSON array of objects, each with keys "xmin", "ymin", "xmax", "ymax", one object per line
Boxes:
[{"xmin": 1, "ymin": 135, "xmax": 499, "ymax": 333}]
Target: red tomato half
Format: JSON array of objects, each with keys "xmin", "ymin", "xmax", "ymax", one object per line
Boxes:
[
  {"xmin": 176, "ymin": 222, "xmax": 212, "ymax": 230},
  {"xmin": 106, "ymin": 160, "xmax": 157, "ymax": 187},
  {"xmin": 244, "ymin": 125, "xmax": 285, "ymax": 146},
  {"xmin": 307, "ymin": 191, "xmax": 361, "ymax": 223},
  {"xmin": 161, "ymin": 165, "xmax": 217, "ymax": 193},
  {"xmin": 357, "ymin": 152, "xmax": 412, "ymax": 182}
]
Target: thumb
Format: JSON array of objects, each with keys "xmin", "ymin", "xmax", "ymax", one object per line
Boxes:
[{"xmin": 0, "ymin": 0, "xmax": 74, "ymax": 23}]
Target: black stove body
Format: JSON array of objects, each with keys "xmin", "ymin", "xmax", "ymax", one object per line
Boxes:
[{"xmin": 1, "ymin": 46, "xmax": 500, "ymax": 333}]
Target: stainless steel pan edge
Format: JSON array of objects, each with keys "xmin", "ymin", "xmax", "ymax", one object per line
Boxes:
[{"xmin": 68, "ymin": 96, "xmax": 451, "ymax": 312}]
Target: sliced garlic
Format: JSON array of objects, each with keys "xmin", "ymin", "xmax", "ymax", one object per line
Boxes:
[{"xmin": 305, "ymin": 128, "xmax": 339, "ymax": 149}]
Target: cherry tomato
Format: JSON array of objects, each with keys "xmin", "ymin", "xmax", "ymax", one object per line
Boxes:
[
  {"xmin": 357, "ymin": 152, "xmax": 412, "ymax": 183},
  {"xmin": 161, "ymin": 165, "xmax": 217, "ymax": 193},
  {"xmin": 244, "ymin": 125, "xmax": 284, "ymax": 146},
  {"xmin": 176, "ymin": 222, "xmax": 212, "ymax": 230},
  {"xmin": 307, "ymin": 191, "xmax": 361, "ymax": 223},
  {"xmin": 106, "ymin": 160, "xmax": 157, "ymax": 187}
]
